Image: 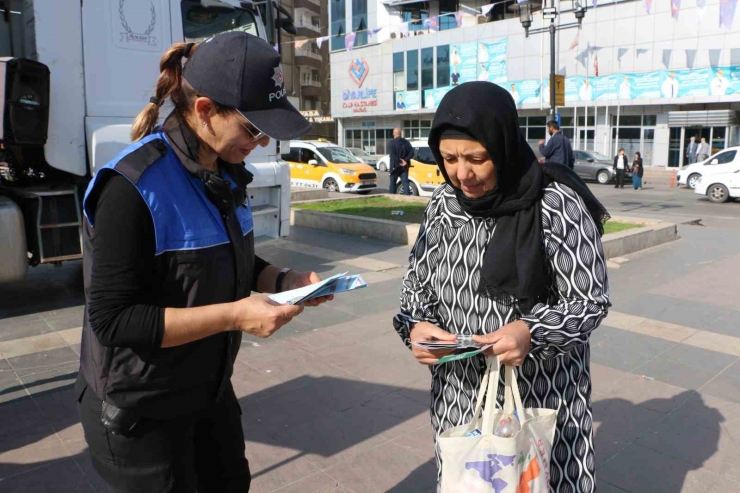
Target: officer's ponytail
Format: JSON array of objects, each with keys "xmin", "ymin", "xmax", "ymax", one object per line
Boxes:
[{"xmin": 131, "ymin": 42, "xmax": 198, "ymax": 141}]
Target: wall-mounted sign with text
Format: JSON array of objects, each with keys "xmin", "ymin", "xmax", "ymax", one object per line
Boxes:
[{"xmin": 342, "ymin": 88, "xmax": 378, "ymax": 113}]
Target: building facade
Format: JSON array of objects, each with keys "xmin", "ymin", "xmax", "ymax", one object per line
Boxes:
[
  {"xmin": 280, "ymin": 0, "xmax": 336, "ymax": 140},
  {"xmin": 329, "ymin": 0, "xmax": 740, "ymax": 166}
]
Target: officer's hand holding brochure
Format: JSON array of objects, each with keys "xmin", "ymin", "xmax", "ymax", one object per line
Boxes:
[
  {"xmin": 413, "ymin": 334, "xmax": 493, "ymax": 364},
  {"xmin": 269, "ymin": 272, "xmax": 367, "ymax": 305}
]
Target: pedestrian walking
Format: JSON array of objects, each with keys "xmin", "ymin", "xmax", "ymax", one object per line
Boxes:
[
  {"xmin": 613, "ymin": 148, "xmax": 628, "ymax": 188},
  {"xmin": 697, "ymin": 137, "xmax": 710, "ymax": 162},
  {"xmin": 538, "ymin": 120, "xmax": 575, "ymax": 169},
  {"xmin": 388, "ymin": 127, "xmax": 414, "ymax": 194},
  {"xmin": 76, "ymin": 32, "xmax": 332, "ymax": 493},
  {"xmin": 686, "ymin": 136, "xmax": 698, "ymax": 165},
  {"xmin": 394, "ymin": 82, "xmax": 610, "ymax": 493},
  {"xmin": 632, "ymin": 152, "xmax": 644, "ymax": 190}
]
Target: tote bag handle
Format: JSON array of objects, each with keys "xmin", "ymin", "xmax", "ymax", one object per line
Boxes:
[{"xmin": 465, "ymin": 356, "xmax": 528, "ymax": 436}]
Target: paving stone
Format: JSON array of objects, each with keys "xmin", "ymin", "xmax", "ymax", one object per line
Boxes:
[
  {"xmin": 590, "ymin": 345, "xmax": 655, "ymax": 373},
  {"xmin": 637, "ymin": 408, "xmax": 733, "ymax": 475},
  {"xmin": 324, "ymin": 441, "xmax": 435, "ymax": 493},
  {"xmin": 0, "ymin": 457, "xmax": 94, "ymax": 493},
  {"xmin": 683, "ymin": 331, "xmax": 740, "ymax": 358},
  {"xmin": 590, "ymin": 363, "xmax": 632, "ymax": 394},
  {"xmin": 44, "ymin": 313, "xmax": 83, "ymax": 331},
  {"xmin": 270, "ymin": 472, "xmax": 351, "ymax": 493},
  {"xmin": 0, "ymin": 332, "xmax": 67, "ymax": 360},
  {"xmin": 592, "ymin": 395, "xmax": 663, "ymax": 468},
  {"xmin": 242, "ymin": 428, "xmax": 323, "ymax": 493},
  {"xmin": 0, "ymin": 376, "xmax": 28, "ymax": 405},
  {"xmin": 0, "ymin": 426, "xmax": 69, "ymax": 481},
  {"xmin": 716, "ymin": 359, "xmax": 740, "ymax": 380},
  {"xmin": 596, "ymin": 479, "xmax": 630, "ymax": 493},
  {"xmin": 18, "ymin": 362, "xmax": 78, "ymax": 394},
  {"xmin": 0, "ymin": 319, "xmax": 52, "ymax": 343},
  {"xmin": 597, "ymin": 444, "xmax": 721, "ymax": 493},
  {"xmin": 632, "ymin": 358, "xmax": 723, "ymax": 391},
  {"xmin": 701, "ymin": 374, "xmax": 740, "ymax": 406},
  {"xmin": 7, "ymin": 346, "xmax": 78, "ymax": 374},
  {"xmin": 653, "ymin": 344, "xmax": 738, "ymax": 373},
  {"xmin": 605, "ymin": 374, "xmax": 695, "ymax": 414},
  {"xmin": 0, "ymin": 394, "xmax": 45, "ymax": 438}
]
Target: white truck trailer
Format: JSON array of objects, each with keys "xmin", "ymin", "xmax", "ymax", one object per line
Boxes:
[{"xmin": 0, "ymin": 0, "xmax": 293, "ymax": 283}]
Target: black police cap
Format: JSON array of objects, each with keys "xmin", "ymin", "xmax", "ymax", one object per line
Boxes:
[{"xmin": 183, "ymin": 31, "xmax": 312, "ymax": 141}]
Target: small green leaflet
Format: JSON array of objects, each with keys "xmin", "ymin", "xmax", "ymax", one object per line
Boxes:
[{"xmin": 436, "ymin": 345, "xmax": 492, "ymax": 364}]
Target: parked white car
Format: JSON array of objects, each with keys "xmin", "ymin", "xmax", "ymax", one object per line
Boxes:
[
  {"xmin": 694, "ymin": 170, "xmax": 740, "ymax": 203},
  {"xmin": 677, "ymin": 146, "xmax": 740, "ymax": 189},
  {"xmin": 346, "ymin": 147, "xmax": 379, "ymax": 169},
  {"xmin": 376, "ymin": 154, "xmax": 390, "ymax": 172}
]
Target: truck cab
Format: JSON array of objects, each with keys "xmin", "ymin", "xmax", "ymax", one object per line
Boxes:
[{"xmin": 0, "ymin": 0, "xmax": 292, "ymax": 283}]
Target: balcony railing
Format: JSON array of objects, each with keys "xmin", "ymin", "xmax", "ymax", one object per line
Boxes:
[
  {"xmin": 301, "ymin": 79, "xmax": 322, "ymax": 87},
  {"xmin": 295, "ymin": 21, "xmax": 321, "ymax": 33},
  {"xmin": 296, "ymin": 49, "xmax": 322, "ymax": 61}
]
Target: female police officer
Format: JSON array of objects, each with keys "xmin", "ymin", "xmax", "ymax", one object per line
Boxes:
[{"xmin": 76, "ymin": 32, "xmax": 330, "ymax": 492}]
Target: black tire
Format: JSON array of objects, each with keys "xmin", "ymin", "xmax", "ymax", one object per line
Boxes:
[
  {"xmin": 378, "ymin": 161, "xmax": 388, "ymax": 172},
  {"xmin": 687, "ymin": 173, "xmax": 701, "ymax": 190},
  {"xmin": 395, "ymin": 181, "xmax": 419, "ymax": 196},
  {"xmin": 707, "ymin": 184, "xmax": 730, "ymax": 203},
  {"xmin": 323, "ymin": 178, "xmax": 339, "ymax": 193},
  {"xmin": 596, "ymin": 170, "xmax": 610, "ymax": 185}
]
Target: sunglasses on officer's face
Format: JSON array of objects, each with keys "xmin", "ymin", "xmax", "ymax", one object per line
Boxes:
[{"xmin": 236, "ymin": 116, "xmax": 267, "ymax": 143}]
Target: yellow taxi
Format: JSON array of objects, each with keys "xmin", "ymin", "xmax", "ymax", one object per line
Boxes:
[
  {"xmin": 282, "ymin": 141, "xmax": 378, "ymax": 194},
  {"xmin": 392, "ymin": 141, "xmax": 446, "ymax": 197}
]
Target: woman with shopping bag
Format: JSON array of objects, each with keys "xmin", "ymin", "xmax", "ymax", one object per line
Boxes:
[{"xmin": 393, "ymin": 82, "xmax": 611, "ymax": 493}]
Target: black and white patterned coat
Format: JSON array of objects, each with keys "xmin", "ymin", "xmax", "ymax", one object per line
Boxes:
[{"xmin": 394, "ymin": 182, "xmax": 610, "ymax": 493}]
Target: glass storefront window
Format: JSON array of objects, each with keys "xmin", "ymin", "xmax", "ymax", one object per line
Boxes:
[
  {"xmin": 642, "ymin": 129, "xmax": 655, "ymax": 166},
  {"xmin": 393, "ymin": 52, "xmax": 405, "ymax": 92},
  {"xmin": 668, "ymin": 127, "xmax": 682, "ymax": 167},
  {"xmin": 643, "ymin": 115, "xmax": 657, "ymax": 126},
  {"xmin": 529, "ymin": 116, "xmax": 547, "ymax": 127},
  {"xmin": 619, "ymin": 115, "xmax": 641, "ymax": 126},
  {"xmin": 402, "ymin": 4, "xmax": 429, "ymax": 32},
  {"xmin": 577, "ymin": 116, "xmax": 595, "ymax": 127},
  {"xmin": 711, "ymin": 127, "xmax": 727, "ymax": 154},
  {"xmin": 437, "ymin": 46, "xmax": 450, "ymax": 87},
  {"xmin": 330, "ymin": 0, "xmax": 346, "ymax": 51},
  {"xmin": 407, "ymin": 50, "xmax": 419, "ymax": 91},
  {"xmin": 352, "ymin": 0, "xmax": 367, "ymax": 47}
]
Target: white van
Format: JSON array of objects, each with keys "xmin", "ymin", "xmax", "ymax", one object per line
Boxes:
[{"xmin": 677, "ymin": 147, "xmax": 740, "ymax": 189}]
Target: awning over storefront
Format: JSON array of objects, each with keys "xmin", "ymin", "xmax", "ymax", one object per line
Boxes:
[{"xmin": 668, "ymin": 110, "xmax": 740, "ymax": 126}]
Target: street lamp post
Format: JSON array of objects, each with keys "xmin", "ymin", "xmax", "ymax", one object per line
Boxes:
[{"xmin": 518, "ymin": 0, "xmax": 587, "ymax": 122}]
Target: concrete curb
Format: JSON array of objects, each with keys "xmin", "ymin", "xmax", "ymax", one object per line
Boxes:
[
  {"xmin": 291, "ymin": 188, "xmax": 329, "ymax": 202},
  {"xmin": 290, "ymin": 195, "xmax": 679, "ymax": 258}
]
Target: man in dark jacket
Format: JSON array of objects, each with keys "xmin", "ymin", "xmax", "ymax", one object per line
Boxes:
[
  {"xmin": 538, "ymin": 121, "xmax": 574, "ymax": 169},
  {"xmin": 388, "ymin": 127, "xmax": 414, "ymax": 194}
]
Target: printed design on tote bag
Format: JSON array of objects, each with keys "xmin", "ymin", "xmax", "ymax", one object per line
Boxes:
[
  {"xmin": 516, "ymin": 454, "xmax": 541, "ymax": 493},
  {"xmin": 465, "ymin": 454, "xmax": 516, "ymax": 492}
]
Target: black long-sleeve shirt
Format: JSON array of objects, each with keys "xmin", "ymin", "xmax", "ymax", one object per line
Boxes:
[
  {"xmin": 86, "ymin": 174, "xmax": 270, "ymax": 350},
  {"xmin": 388, "ymin": 137, "xmax": 414, "ymax": 173}
]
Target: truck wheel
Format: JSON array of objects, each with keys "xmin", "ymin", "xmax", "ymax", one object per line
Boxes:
[
  {"xmin": 708, "ymin": 184, "xmax": 729, "ymax": 203},
  {"xmin": 597, "ymin": 171, "xmax": 610, "ymax": 184},
  {"xmin": 687, "ymin": 173, "xmax": 700, "ymax": 190},
  {"xmin": 323, "ymin": 178, "xmax": 339, "ymax": 193}
]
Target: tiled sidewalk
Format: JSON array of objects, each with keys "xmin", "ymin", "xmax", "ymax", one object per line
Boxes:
[{"xmin": 1, "ymin": 226, "xmax": 739, "ymax": 492}]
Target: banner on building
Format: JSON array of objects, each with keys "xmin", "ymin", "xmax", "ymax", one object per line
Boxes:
[
  {"xmin": 505, "ymin": 80, "xmax": 542, "ymax": 105},
  {"xmin": 394, "ymin": 90, "xmax": 420, "ymax": 110},
  {"xmin": 592, "ymin": 74, "xmax": 619, "ymax": 100},
  {"xmin": 423, "ymin": 86, "xmax": 453, "ymax": 109},
  {"xmin": 450, "ymin": 42, "xmax": 478, "ymax": 85},
  {"xmin": 565, "ymin": 77, "xmax": 586, "ymax": 102},
  {"xmin": 671, "ymin": 68, "xmax": 712, "ymax": 97},
  {"xmin": 477, "ymin": 39, "xmax": 507, "ymax": 83},
  {"xmin": 631, "ymin": 71, "xmax": 662, "ymax": 99}
]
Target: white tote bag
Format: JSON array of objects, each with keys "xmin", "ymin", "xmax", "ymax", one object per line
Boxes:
[{"xmin": 438, "ymin": 356, "xmax": 557, "ymax": 493}]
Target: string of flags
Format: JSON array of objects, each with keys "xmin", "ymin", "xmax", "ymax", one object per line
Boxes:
[{"xmin": 290, "ymin": 0, "xmax": 738, "ymax": 53}]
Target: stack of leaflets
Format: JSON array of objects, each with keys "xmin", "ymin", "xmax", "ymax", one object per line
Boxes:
[
  {"xmin": 268, "ymin": 272, "xmax": 367, "ymax": 306},
  {"xmin": 412, "ymin": 337, "xmax": 493, "ymax": 364}
]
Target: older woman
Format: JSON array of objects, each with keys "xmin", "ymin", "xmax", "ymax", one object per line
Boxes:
[{"xmin": 393, "ymin": 82, "xmax": 610, "ymax": 493}]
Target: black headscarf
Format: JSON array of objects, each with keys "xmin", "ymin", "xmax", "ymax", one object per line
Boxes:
[{"xmin": 428, "ymin": 82, "xmax": 609, "ymax": 307}]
